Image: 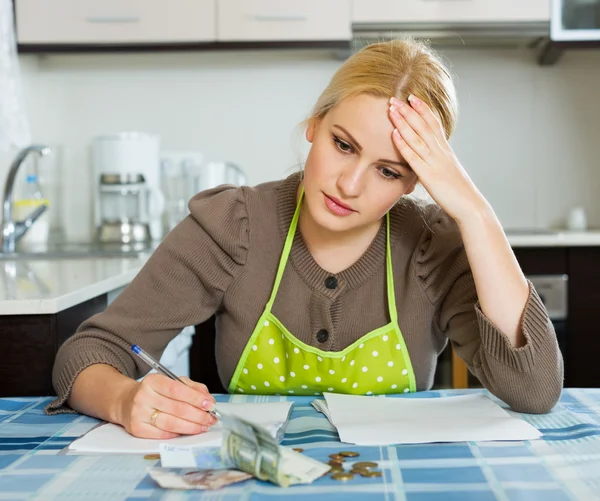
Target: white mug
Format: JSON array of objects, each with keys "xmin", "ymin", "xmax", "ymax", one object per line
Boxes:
[
  {"xmin": 200, "ymin": 162, "xmax": 247, "ymax": 191},
  {"xmin": 567, "ymin": 207, "xmax": 587, "ymax": 232}
]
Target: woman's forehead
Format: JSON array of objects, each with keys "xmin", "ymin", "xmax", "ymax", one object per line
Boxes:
[
  {"xmin": 328, "ymin": 95, "xmax": 393, "ymax": 128},
  {"xmin": 326, "ymin": 95, "xmax": 397, "ymax": 146}
]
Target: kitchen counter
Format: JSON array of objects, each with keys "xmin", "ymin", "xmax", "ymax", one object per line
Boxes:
[
  {"xmin": 0, "ymin": 255, "xmax": 150, "ymax": 315},
  {"xmin": 2, "ymin": 230, "xmax": 600, "ymax": 315},
  {"xmin": 506, "ymin": 230, "xmax": 600, "ymax": 247}
]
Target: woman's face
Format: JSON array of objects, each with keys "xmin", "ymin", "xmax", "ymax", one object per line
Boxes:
[{"xmin": 303, "ymin": 94, "xmax": 418, "ymax": 235}]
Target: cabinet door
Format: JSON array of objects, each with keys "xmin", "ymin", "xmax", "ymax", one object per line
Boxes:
[
  {"xmin": 567, "ymin": 247, "xmax": 600, "ymax": 388},
  {"xmin": 352, "ymin": 0, "xmax": 550, "ymax": 24},
  {"xmin": 218, "ymin": 0, "xmax": 351, "ymax": 41},
  {"xmin": 16, "ymin": 0, "xmax": 217, "ymax": 44}
]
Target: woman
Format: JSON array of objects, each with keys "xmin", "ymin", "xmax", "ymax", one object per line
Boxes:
[{"xmin": 48, "ymin": 39, "xmax": 563, "ymax": 439}]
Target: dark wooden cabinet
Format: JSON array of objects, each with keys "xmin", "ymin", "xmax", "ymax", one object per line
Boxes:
[
  {"xmin": 0, "ymin": 295, "xmax": 107, "ymax": 397},
  {"xmin": 437, "ymin": 246, "xmax": 599, "ymax": 390},
  {"xmin": 191, "ymin": 316, "xmax": 227, "ymax": 394},
  {"xmin": 565, "ymin": 248, "xmax": 600, "ymax": 387},
  {"xmin": 512, "ymin": 248, "xmax": 568, "ymax": 275},
  {"xmin": 513, "ymin": 246, "xmax": 599, "ymax": 388}
]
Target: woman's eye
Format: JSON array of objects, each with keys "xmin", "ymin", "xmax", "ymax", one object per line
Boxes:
[
  {"xmin": 381, "ymin": 167, "xmax": 402, "ymax": 179},
  {"xmin": 333, "ymin": 137, "xmax": 353, "ymax": 153}
]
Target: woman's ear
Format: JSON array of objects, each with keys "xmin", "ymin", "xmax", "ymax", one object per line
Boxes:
[{"xmin": 305, "ymin": 119, "xmax": 318, "ymax": 143}]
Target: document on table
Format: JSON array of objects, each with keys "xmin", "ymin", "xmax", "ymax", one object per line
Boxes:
[
  {"xmin": 316, "ymin": 393, "xmax": 542, "ymax": 445},
  {"xmin": 68, "ymin": 402, "xmax": 294, "ymax": 454}
]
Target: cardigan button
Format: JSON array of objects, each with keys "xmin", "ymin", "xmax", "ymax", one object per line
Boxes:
[
  {"xmin": 324, "ymin": 276, "xmax": 338, "ymax": 289},
  {"xmin": 316, "ymin": 329, "xmax": 329, "ymax": 343}
]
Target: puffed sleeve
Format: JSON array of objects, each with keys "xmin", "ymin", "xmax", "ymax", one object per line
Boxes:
[{"xmin": 47, "ymin": 185, "xmax": 250, "ymax": 413}]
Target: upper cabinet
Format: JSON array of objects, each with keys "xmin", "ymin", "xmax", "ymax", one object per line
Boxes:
[
  {"xmin": 217, "ymin": 0, "xmax": 351, "ymax": 41},
  {"xmin": 15, "ymin": 0, "xmax": 549, "ymax": 50},
  {"xmin": 351, "ymin": 0, "xmax": 550, "ymax": 24},
  {"xmin": 15, "ymin": 0, "xmax": 217, "ymax": 44}
]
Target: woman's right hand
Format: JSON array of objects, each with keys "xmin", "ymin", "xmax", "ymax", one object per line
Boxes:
[{"xmin": 117, "ymin": 374, "xmax": 217, "ymax": 439}]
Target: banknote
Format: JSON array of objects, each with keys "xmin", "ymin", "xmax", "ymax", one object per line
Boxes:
[
  {"xmin": 219, "ymin": 412, "xmax": 330, "ymax": 487},
  {"xmin": 156, "ymin": 411, "xmax": 329, "ymax": 488},
  {"xmin": 149, "ymin": 468, "xmax": 251, "ymax": 490}
]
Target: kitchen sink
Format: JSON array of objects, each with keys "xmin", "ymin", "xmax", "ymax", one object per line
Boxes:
[{"xmin": 0, "ymin": 242, "xmax": 155, "ymax": 261}]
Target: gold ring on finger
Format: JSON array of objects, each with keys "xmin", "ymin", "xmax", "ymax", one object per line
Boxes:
[{"xmin": 150, "ymin": 409, "xmax": 161, "ymax": 427}]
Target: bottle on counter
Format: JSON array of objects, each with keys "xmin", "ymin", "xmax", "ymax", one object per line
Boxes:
[{"xmin": 13, "ymin": 174, "xmax": 50, "ymax": 250}]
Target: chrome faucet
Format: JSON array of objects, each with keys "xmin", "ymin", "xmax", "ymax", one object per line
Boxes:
[{"xmin": 1, "ymin": 145, "xmax": 52, "ymax": 253}]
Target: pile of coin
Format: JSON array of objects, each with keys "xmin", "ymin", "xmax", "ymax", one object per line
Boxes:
[{"xmin": 325, "ymin": 451, "xmax": 383, "ymax": 481}]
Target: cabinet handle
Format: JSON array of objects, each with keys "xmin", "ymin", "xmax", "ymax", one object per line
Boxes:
[
  {"xmin": 86, "ymin": 16, "xmax": 141, "ymax": 24},
  {"xmin": 252, "ymin": 14, "xmax": 308, "ymax": 22}
]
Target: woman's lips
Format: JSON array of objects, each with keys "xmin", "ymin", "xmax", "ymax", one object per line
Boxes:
[{"xmin": 324, "ymin": 194, "xmax": 356, "ymax": 216}]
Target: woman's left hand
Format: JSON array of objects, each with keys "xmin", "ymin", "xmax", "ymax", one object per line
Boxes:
[{"xmin": 388, "ymin": 95, "xmax": 488, "ymax": 224}]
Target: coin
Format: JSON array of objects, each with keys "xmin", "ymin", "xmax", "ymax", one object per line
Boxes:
[
  {"xmin": 292, "ymin": 448, "xmax": 304, "ymax": 453},
  {"xmin": 331, "ymin": 472, "xmax": 354, "ymax": 481},
  {"xmin": 339, "ymin": 451, "xmax": 360, "ymax": 457},
  {"xmin": 354, "ymin": 461, "xmax": 378, "ymax": 469},
  {"xmin": 361, "ymin": 470, "xmax": 383, "ymax": 478},
  {"xmin": 329, "ymin": 453, "xmax": 345, "ymax": 460},
  {"xmin": 351, "ymin": 467, "xmax": 370, "ymax": 475},
  {"xmin": 330, "ymin": 466, "xmax": 344, "ymax": 473},
  {"xmin": 143, "ymin": 454, "xmax": 160, "ymax": 460},
  {"xmin": 329, "ymin": 460, "xmax": 344, "ymax": 468}
]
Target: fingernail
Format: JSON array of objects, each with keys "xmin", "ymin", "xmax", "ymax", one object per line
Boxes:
[
  {"xmin": 202, "ymin": 399, "xmax": 215, "ymax": 411},
  {"xmin": 210, "ymin": 415, "xmax": 217, "ymax": 425},
  {"xmin": 408, "ymin": 94, "xmax": 419, "ymax": 105},
  {"xmin": 389, "ymin": 105, "xmax": 398, "ymax": 116},
  {"xmin": 200, "ymin": 425, "xmax": 209, "ymax": 433}
]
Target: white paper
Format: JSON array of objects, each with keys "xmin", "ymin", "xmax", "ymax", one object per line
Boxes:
[
  {"xmin": 159, "ymin": 443, "xmax": 199, "ymax": 468},
  {"xmin": 68, "ymin": 402, "xmax": 293, "ymax": 454},
  {"xmin": 321, "ymin": 393, "xmax": 542, "ymax": 445}
]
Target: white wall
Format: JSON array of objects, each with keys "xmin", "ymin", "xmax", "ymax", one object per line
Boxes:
[{"xmin": 4, "ymin": 46, "xmax": 600, "ymax": 241}]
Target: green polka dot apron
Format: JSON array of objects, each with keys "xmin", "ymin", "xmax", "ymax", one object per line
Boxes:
[{"xmin": 228, "ymin": 191, "xmax": 416, "ymax": 396}]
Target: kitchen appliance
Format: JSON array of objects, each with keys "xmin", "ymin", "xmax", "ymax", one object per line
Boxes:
[
  {"xmin": 351, "ymin": 5, "xmax": 550, "ymax": 50},
  {"xmin": 528, "ymin": 274, "xmax": 568, "ymax": 360},
  {"xmin": 551, "ymin": 0, "xmax": 600, "ymax": 41},
  {"xmin": 160, "ymin": 152, "xmax": 247, "ymax": 232},
  {"xmin": 92, "ymin": 132, "xmax": 164, "ymax": 244},
  {"xmin": 200, "ymin": 161, "xmax": 247, "ymax": 191}
]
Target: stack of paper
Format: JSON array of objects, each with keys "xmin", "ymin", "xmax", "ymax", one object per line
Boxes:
[
  {"xmin": 68, "ymin": 402, "xmax": 293, "ymax": 454},
  {"xmin": 317, "ymin": 393, "xmax": 542, "ymax": 445}
]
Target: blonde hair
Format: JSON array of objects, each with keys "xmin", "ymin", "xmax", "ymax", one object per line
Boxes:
[{"xmin": 307, "ymin": 39, "xmax": 457, "ymax": 139}]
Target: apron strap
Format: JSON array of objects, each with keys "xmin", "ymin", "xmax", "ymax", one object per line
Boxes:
[
  {"xmin": 386, "ymin": 211, "xmax": 398, "ymax": 324},
  {"xmin": 266, "ymin": 189, "xmax": 303, "ymax": 310},
  {"xmin": 267, "ymin": 189, "xmax": 398, "ymax": 325}
]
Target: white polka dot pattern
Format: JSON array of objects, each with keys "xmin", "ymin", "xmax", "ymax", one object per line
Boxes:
[{"xmin": 233, "ymin": 316, "xmax": 413, "ymax": 396}]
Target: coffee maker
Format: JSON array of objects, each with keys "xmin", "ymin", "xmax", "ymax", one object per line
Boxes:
[{"xmin": 92, "ymin": 132, "xmax": 165, "ymax": 244}]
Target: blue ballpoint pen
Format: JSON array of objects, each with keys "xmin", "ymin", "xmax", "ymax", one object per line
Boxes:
[{"xmin": 131, "ymin": 344, "xmax": 222, "ymax": 421}]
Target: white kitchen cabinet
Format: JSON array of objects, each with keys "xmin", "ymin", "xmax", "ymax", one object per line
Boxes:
[
  {"xmin": 16, "ymin": 0, "xmax": 217, "ymax": 44},
  {"xmin": 218, "ymin": 0, "xmax": 351, "ymax": 41},
  {"xmin": 351, "ymin": 0, "xmax": 550, "ymax": 24}
]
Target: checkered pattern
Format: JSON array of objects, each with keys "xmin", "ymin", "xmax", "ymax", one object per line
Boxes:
[{"xmin": 1, "ymin": 389, "xmax": 599, "ymax": 500}]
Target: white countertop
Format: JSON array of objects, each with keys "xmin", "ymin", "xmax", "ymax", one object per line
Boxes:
[
  {"xmin": 0, "ymin": 255, "xmax": 149, "ymax": 315},
  {"xmin": 2, "ymin": 229, "xmax": 600, "ymax": 316},
  {"xmin": 506, "ymin": 230, "xmax": 600, "ymax": 247}
]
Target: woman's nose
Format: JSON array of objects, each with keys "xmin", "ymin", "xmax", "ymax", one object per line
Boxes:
[{"xmin": 336, "ymin": 164, "xmax": 366, "ymax": 198}]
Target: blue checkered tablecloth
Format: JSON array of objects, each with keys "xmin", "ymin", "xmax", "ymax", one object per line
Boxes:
[{"xmin": 1, "ymin": 388, "xmax": 599, "ymax": 500}]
